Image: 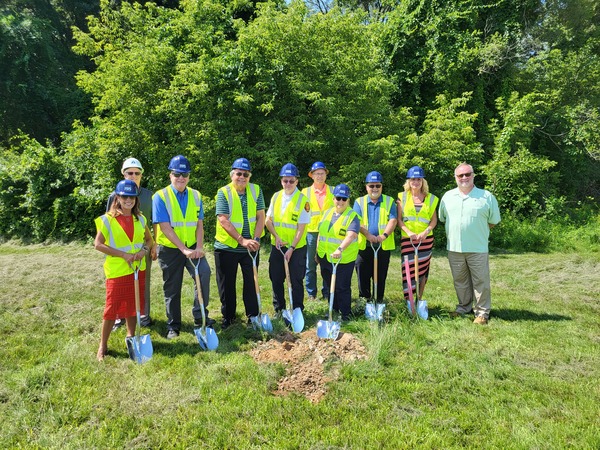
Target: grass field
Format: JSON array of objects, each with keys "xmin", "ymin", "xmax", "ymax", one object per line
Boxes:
[{"xmin": 0, "ymin": 242, "xmax": 599, "ymax": 449}]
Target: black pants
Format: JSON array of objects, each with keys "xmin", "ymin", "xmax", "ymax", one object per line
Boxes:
[
  {"xmin": 269, "ymin": 245, "xmax": 307, "ymax": 312},
  {"xmin": 320, "ymin": 258, "xmax": 354, "ymax": 317},
  {"xmin": 355, "ymin": 246, "xmax": 391, "ymax": 300},
  {"xmin": 157, "ymin": 245, "xmax": 210, "ymax": 332},
  {"xmin": 214, "ymin": 249, "xmax": 259, "ymax": 321}
]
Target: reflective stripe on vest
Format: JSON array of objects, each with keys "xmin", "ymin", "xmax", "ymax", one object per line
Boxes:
[
  {"xmin": 400, "ymin": 191, "xmax": 439, "ymax": 236},
  {"xmin": 356, "ymin": 195, "xmax": 395, "ymax": 250},
  {"xmin": 317, "ymin": 207, "xmax": 358, "ymax": 264},
  {"xmin": 95, "ymin": 213, "xmax": 147, "ymax": 279},
  {"xmin": 270, "ymin": 190, "xmax": 308, "ymax": 248},
  {"xmin": 156, "ymin": 187, "xmax": 201, "ymax": 247}
]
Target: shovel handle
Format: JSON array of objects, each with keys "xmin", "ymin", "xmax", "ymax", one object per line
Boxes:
[{"xmin": 279, "ymin": 247, "xmax": 294, "ymax": 310}]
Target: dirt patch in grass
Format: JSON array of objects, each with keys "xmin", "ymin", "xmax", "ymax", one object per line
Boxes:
[{"xmin": 249, "ymin": 329, "xmax": 367, "ymax": 403}]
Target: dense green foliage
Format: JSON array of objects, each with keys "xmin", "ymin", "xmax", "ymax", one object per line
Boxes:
[{"xmin": 0, "ymin": 0, "xmax": 598, "ymax": 244}]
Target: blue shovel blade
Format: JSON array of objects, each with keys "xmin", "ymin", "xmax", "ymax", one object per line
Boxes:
[
  {"xmin": 260, "ymin": 313, "xmax": 273, "ymax": 332},
  {"xmin": 126, "ymin": 334, "xmax": 153, "ymax": 364},
  {"xmin": 316, "ymin": 319, "xmax": 340, "ymax": 340},
  {"xmin": 292, "ymin": 308, "xmax": 304, "ymax": 333},
  {"xmin": 194, "ymin": 327, "xmax": 219, "ymax": 351},
  {"xmin": 365, "ymin": 302, "xmax": 377, "ymax": 320},
  {"xmin": 417, "ymin": 300, "xmax": 429, "ymax": 320}
]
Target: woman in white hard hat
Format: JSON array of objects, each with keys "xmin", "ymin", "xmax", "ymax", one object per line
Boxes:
[{"xmin": 107, "ymin": 157, "xmax": 157, "ymax": 329}]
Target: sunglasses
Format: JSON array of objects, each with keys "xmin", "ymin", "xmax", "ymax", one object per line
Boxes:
[
  {"xmin": 171, "ymin": 172, "xmax": 190, "ymax": 178},
  {"xmin": 281, "ymin": 179, "xmax": 297, "ymax": 184},
  {"xmin": 125, "ymin": 171, "xmax": 141, "ymax": 176},
  {"xmin": 335, "ymin": 196, "xmax": 348, "ymax": 201},
  {"xmin": 367, "ymin": 184, "xmax": 381, "ymax": 189},
  {"xmin": 235, "ymin": 172, "xmax": 250, "ymax": 178},
  {"xmin": 456, "ymin": 172, "xmax": 473, "ymax": 179}
]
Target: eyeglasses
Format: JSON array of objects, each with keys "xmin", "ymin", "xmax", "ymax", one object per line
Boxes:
[
  {"xmin": 367, "ymin": 184, "xmax": 381, "ymax": 189},
  {"xmin": 235, "ymin": 172, "xmax": 250, "ymax": 178},
  {"xmin": 171, "ymin": 172, "xmax": 190, "ymax": 178},
  {"xmin": 456, "ymin": 172, "xmax": 473, "ymax": 179},
  {"xmin": 335, "ymin": 197, "xmax": 348, "ymax": 201},
  {"xmin": 125, "ymin": 171, "xmax": 141, "ymax": 176},
  {"xmin": 281, "ymin": 179, "xmax": 296, "ymax": 184}
]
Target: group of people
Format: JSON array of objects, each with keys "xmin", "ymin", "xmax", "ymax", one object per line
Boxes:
[{"xmin": 94, "ymin": 155, "xmax": 501, "ymax": 360}]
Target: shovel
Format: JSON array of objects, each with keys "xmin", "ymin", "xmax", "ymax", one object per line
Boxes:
[
  {"xmin": 403, "ymin": 255, "xmax": 416, "ymax": 317},
  {"xmin": 412, "ymin": 240, "xmax": 428, "ymax": 320},
  {"xmin": 126, "ymin": 262, "xmax": 153, "ymax": 363},
  {"xmin": 364, "ymin": 242, "xmax": 385, "ymax": 321},
  {"xmin": 190, "ymin": 258, "xmax": 219, "ymax": 351},
  {"xmin": 317, "ymin": 257, "xmax": 341, "ymax": 340},
  {"xmin": 280, "ymin": 247, "xmax": 304, "ymax": 333},
  {"xmin": 248, "ymin": 249, "xmax": 273, "ymax": 333}
]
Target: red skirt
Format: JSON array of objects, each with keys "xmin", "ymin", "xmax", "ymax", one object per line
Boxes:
[{"xmin": 104, "ymin": 271, "xmax": 146, "ymax": 320}]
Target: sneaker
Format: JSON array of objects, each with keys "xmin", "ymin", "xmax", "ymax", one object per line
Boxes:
[
  {"xmin": 112, "ymin": 319, "xmax": 124, "ymax": 331},
  {"xmin": 194, "ymin": 317, "xmax": 216, "ymax": 328},
  {"xmin": 221, "ymin": 318, "xmax": 234, "ymax": 330},
  {"xmin": 166, "ymin": 329, "xmax": 179, "ymax": 339},
  {"xmin": 473, "ymin": 316, "xmax": 488, "ymax": 325},
  {"xmin": 140, "ymin": 316, "xmax": 153, "ymax": 327}
]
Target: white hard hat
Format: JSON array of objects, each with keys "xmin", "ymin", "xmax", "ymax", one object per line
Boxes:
[{"xmin": 121, "ymin": 157, "xmax": 144, "ymax": 174}]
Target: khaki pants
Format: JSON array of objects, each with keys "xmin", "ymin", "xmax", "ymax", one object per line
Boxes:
[{"xmin": 447, "ymin": 251, "xmax": 491, "ymax": 318}]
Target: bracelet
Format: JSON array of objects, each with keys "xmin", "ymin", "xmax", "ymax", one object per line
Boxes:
[
  {"xmin": 236, "ymin": 235, "xmax": 243, "ymax": 243},
  {"xmin": 290, "ymin": 245, "xmax": 295, "ymax": 251}
]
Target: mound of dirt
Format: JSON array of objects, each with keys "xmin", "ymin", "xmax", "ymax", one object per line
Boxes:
[{"xmin": 249, "ymin": 329, "xmax": 367, "ymax": 403}]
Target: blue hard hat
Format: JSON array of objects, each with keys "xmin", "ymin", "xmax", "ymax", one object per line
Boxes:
[
  {"xmin": 168, "ymin": 155, "xmax": 191, "ymax": 173},
  {"xmin": 114, "ymin": 179, "xmax": 139, "ymax": 197},
  {"xmin": 407, "ymin": 166, "xmax": 425, "ymax": 179},
  {"xmin": 333, "ymin": 183, "xmax": 351, "ymax": 199},
  {"xmin": 232, "ymin": 157, "xmax": 251, "ymax": 171},
  {"xmin": 279, "ymin": 163, "xmax": 299, "ymax": 177},
  {"xmin": 308, "ymin": 161, "xmax": 329, "ymax": 176},
  {"xmin": 365, "ymin": 171, "xmax": 383, "ymax": 183}
]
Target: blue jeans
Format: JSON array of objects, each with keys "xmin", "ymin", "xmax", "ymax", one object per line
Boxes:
[{"xmin": 305, "ymin": 232, "xmax": 328, "ymax": 297}]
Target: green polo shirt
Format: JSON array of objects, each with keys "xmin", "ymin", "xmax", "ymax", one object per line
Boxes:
[{"xmin": 438, "ymin": 186, "xmax": 501, "ymax": 253}]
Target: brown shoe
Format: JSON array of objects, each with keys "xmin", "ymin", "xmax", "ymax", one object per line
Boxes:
[{"xmin": 473, "ymin": 316, "xmax": 488, "ymax": 325}]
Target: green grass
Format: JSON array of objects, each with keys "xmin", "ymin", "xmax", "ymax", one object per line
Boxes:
[{"xmin": 0, "ymin": 242, "xmax": 599, "ymax": 448}]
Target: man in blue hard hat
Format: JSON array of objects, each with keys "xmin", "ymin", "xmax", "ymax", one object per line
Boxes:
[
  {"xmin": 152, "ymin": 155, "xmax": 214, "ymax": 339},
  {"xmin": 301, "ymin": 161, "xmax": 335, "ymax": 301},
  {"xmin": 265, "ymin": 163, "xmax": 310, "ymax": 316},
  {"xmin": 214, "ymin": 157, "xmax": 266, "ymax": 329},
  {"xmin": 107, "ymin": 157, "xmax": 157, "ymax": 330},
  {"xmin": 353, "ymin": 171, "xmax": 398, "ymax": 300}
]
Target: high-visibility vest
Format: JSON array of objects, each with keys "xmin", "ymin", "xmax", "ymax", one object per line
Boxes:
[
  {"xmin": 95, "ymin": 214, "xmax": 147, "ymax": 279},
  {"xmin": 356, "ymin": 194, "xmax": 396, "ymax": 250},
  {"xmin": 269, "ymin": 189, "xmax": 308, "ymax": 248},
  {"xmin": 215, "ymin": 182, "xmax": 263, "ymax": 248},
  {"xmin": 399, "ymin": 191, "xmax": 439, "ymax": 237},
  {"xmin": 301, "ymin": 184, "xmax": 334, "ymax": 232},
  {"xmin": 155, "ymin": 186, "xmax": 202, "ymax": 247},
  {"xmin": 317, "ymin": 207, "xmax": 359, "ymax": 264}
]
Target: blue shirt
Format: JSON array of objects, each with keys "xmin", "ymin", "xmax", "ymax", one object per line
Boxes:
[
  {"xmin": 353, "ymin": 195, "xmax": 397, "ymax": 236},
  {"xmin": 152, "ymin": 185, "xmax": 204, "ymax": 224}
]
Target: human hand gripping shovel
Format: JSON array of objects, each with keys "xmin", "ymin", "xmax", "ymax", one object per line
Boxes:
[
  {"xmin": 365, "ymin": 241, "xmax": 385, "ymax": 321},
  {"xmin": 126, "ymin": 261, "xmax": 153, "ymax": 363},
  {"xmin": 248, "ymin": 249, "xmax": 273, "ymax": 332},
  {"xmin": 280, "ymin": 247, "xmax": 304, "ymax": 333},
  {"xmin": 412, "ymin": 240, "xmax": 428, "ymax": 320},
  {"xmin": 403, "ymin": 255, "xmax": 416, "ymax": 317},
  {"xmin": 190, "ymin": 258, "xmax": 219, "ymax": 351},
  {"xmin": 317, "ymin": 257, "xmax": 341, "ymax": 340}
]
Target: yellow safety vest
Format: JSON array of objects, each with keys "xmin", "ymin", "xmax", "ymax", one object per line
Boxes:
[
  {"xmin": 356, "ymin": 194, "xmax": 396, "ymax": 251},
  {"xmin": 301, "ymin": 184, "xmax": 334, "ymax": 232},
  {"xmin": 155, "ymin": 186, "xmax": 202, "ymax": 248},
  {"xmin": 399, "ymin": 191, "xmax": 439, "ymax": 237},
  {"xmin": 95, "ymin": 214, "xmax": 147, "ymax": 279},
  {"xmin": 215, "ymin": 182, "xmax": 263, "ymax": 248},
  {"xmin": 317, "ymin": 207, "xmax": 359, "ymax": 264},
  {"xmin": 269, "ymin": 190, "xmax": 309, "ymax": 248}
]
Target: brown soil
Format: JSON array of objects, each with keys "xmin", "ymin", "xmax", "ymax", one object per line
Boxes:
[{"xmin": 249, "ymin": 329, "xmax": 368, "ymax": 403}]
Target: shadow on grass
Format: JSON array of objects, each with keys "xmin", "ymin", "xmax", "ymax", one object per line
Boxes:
[{"xmin": 493, "ymin": 308, "xmax": 572, "ymax": 322}]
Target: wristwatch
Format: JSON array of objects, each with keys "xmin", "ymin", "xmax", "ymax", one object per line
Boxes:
[
  {"xmin": 290, "ymin": 245, "xmax": 296, "ymax": 250},
  {"xmin": 383, "ymin": 232, "xmax": 388, "ymax": 238},
  {"xmin": 337, "ymin": 246, "xmax": 343, "ymax": 251}
]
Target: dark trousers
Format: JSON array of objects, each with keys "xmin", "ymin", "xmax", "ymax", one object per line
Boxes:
[
  {"xmin": 320, "ymin": 258, "xmax": 354, "ymax": 317},
  {"xmin": 214, "ymin": 249, "xmax": 259, "ymax": 321},
  {"xmin": 355, "ymin": 247, "xmax": 391, "ymax": 300},
  {"xmin": 269, "ymin": 245, "xmax": 307, "ymax": 312},
  {"xmin": 157, "ymin": 245, "xmax": 210, "ymax": 332}
]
